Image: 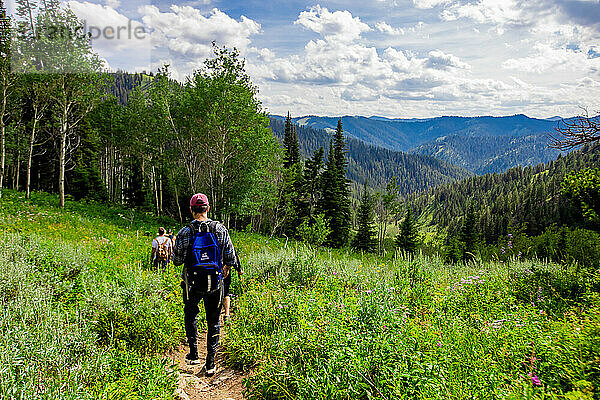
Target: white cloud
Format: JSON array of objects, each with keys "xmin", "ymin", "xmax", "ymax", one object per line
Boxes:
[
  {"xmin": 257, "ymin": 6, "xmax": 477, "ymax": 108},
  {"xmin": 140, "ymin": 5, "xmax": 261, "ymax": 60},
  {"xmin": 375, "ymin": 21, "xmax": 405, "ymax": 36},
  {"xmin": 294, "ymin": 5, "xmax": 371, "ymax": 42},
  {"xmin": 426, "ymin": 50, "xmax": 471, "ymax": 70},
  {"xmin": 441, "ymin": 0, "xmax": 523, "ymax": 26},
  {"xmin": 412, "ymin": 0, "xmax": 450, "ymax": 9},
  {"xmin": 502, "ymin": 43, "xmax": 600, "ymax": 74},
  {"xmin": 105, "ymin": 0, "xmax": 120, "ymax": 8},
  {"xmin": 68, "ymin": 1, "xmax": 151, "ymax": 70},
  {"xmin": 576, "ymin": 77, "xmax": 600, "ymax": 88}
]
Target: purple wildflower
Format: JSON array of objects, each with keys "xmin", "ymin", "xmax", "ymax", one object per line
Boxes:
[
  {"xmin": 529, "ymin": 373, "xmax": 542, "ymax": 386},
  {"xmin": 436, "ymin": 341, "xmax": 442, "ymax": 347},
  {"xmin": 501, "ymin": 247, "xmax": 505, "ymax": 254},
  {"xmin": 508, "ymin": 233, "xmax": 513, "ymax": 238}
]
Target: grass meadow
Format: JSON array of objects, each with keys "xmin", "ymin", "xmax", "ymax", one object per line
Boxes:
[{"xmin": 0, "ymin": 190, "xmax": 598, "ymax": 399}]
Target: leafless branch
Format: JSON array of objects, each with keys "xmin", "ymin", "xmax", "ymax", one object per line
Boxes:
[{"xmin": 549, "ymin": 107, "xmax": 600, "ymax": 150}]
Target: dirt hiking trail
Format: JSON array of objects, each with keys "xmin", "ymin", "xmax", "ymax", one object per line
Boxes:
[{"xmin": 165, "ymin": 316, "xmax": 250, "ymax": 400}]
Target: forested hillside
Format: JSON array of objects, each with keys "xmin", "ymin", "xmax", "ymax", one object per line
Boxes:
[
  {"xmin": 109, "ymin": 71, "xmax": 154, "ymax": 105},
  {"xmin": 270, "ymin": 118, "xmax": 472, "ymax": 194},
  {"xmin": 409, "ymin": 145, "xmax": 600, "ymax": 243},
  {"xmin": 285, "ymin": 114, "xmax": 564, "ymax": 174},
  {"xmin": 410, "ymin": 133, "xmax": 559, "ymax": 174}
]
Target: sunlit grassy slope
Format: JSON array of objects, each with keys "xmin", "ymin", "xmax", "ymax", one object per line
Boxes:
[{"xmin": 1, "ymin": 190, "xmax": 598, "ymax": 399}]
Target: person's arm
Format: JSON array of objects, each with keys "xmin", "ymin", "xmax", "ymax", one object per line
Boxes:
[
  {"xmin": 217, "ymin": 225, "xmax": 236, "ymax": 277},
  {"xmin": 172, "ymin": 227, "xmax": 190, "ymax": 266},
  {"xmin": 235, "ymin": 254, "xmax": 243, "ymax": 275}
]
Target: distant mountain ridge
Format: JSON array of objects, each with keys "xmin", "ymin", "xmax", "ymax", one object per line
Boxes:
[
  {"xmin": 269, "ymin": 118, "xmax": 472, "ymax": 195},
  {"xmin": 272, "ymin": 114, "xmax": 565, "ymax": 174}
]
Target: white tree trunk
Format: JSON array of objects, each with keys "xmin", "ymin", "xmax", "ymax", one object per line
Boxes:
[{"xmin": 0, "ymin": 82, "xmax": 7, "ymax": 199}]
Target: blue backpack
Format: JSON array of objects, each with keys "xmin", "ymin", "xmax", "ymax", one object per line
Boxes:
[{"xmin": 184, "ymin": 220, "xmax": 222, "ymax": 294}]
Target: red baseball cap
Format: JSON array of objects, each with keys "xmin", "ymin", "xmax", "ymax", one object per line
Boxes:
[{"xmin": 190, "ymin": 193, "xmax": 209, "ymax": 207}]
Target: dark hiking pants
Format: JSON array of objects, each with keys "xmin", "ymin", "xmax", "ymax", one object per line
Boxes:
[{"xmin": 182, "ymin": 283, "xmax": 223, "ymax": 360}]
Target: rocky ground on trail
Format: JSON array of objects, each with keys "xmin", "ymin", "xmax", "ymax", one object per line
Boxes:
[{"xmin": 166, "ymin": 321, "xmax": 249, "ymax": 400}]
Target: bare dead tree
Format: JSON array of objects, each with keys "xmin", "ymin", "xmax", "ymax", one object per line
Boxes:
[{"xmin": 549, "ymin": 108, "xmax": 600, "ymax": 150}]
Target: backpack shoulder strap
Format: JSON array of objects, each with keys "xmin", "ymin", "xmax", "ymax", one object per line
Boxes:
[{"xmin": 208, "ymin": 220, "xmax": 219, "ymax": 234}]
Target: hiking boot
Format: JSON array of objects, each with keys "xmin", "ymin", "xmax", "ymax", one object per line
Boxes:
[
  {"xmin": 205, "ymin": 356, "xmax": 216, "ymax": 376},
  {"xmin": 185, "ymin": 346, "xmax": 201, "ymax": 365}
]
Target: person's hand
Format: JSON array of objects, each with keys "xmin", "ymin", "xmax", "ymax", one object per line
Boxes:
[{"xmin": 223, "ymin": 264, "xmax": 232, "ymax": 278}]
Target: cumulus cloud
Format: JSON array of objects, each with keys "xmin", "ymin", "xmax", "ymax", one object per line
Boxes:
[
  {"xmin": 256, "ymin": 5, "xmax": 479, "ymax": 109},
  {"xmin": 294, "ymin": 5, "xmax": 371, "ymax": 42},
  {"xmin": 412, "ymin": 0, "xmax": 450, "ymax": 9},
  {"xmin": 140, "ymin": 5, "xmax": 261, "ymax": 60},
  {"xmin": 435, "ymin": 0, "xmax": 599, "ymax": 39},
  {"xmin": 375, "ymin": 21, "xmax": 405, "ymax": 35},
  {"xmin": 68, "ymin": 1, "xmax": 151, "ymax": 70},
  {"xmin": 502, "ymin": 43, "xmax": 600, "ymax": 73},
  {"xmin": 441, "ymin": 0, "xmax": 523, "ymax": 26},
  {"xmin": 426, "ymin": 50, "xmax": 471, "ymax": 70}
]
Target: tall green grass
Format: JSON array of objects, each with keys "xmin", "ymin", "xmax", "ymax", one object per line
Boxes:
[
  {"xmin": 0, "ymin": 191, "xmax": 182, "ymax": 399},
  {"xmin": 2, "ymin": 190, "xmax": 598, "ymax": 399},
  {"xmin": 224, "ymin": 244, "xmax": 600, "ymax": 399}
]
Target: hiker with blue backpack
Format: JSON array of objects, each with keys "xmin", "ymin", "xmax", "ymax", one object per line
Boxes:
[{"xmin": 172, "ymin": 193, "xmax": 237, "ymax": 376}]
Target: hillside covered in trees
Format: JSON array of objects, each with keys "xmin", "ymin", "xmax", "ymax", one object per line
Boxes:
[
  {"xmin": 409, "ymin": 145, "xmax": 600, "ymax": 244},
  {"xmin": 285, "ymin": 114, "xmax": 563, "ymax": 174},
  {"xmin": 270, "ymin": 118, "xmax": 472, "ymax": 194}
]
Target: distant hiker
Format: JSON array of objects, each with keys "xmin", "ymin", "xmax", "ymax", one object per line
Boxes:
[
  {"xmin": 151, "ymin": 227, "xmax": 172, "ymax": 271},
  {"xmin": 173, "ymin": 193, "xmax": 237, "ymax": 376},
  {"xmin": 223, "ymin": 254, "xmax": 243, "ymax": 324}
]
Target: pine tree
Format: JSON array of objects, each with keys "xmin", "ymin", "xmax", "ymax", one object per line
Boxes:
[
  {"xmin": 283, "ymin": 112, "xmax": 300, "ymax": 168},
  {"xmin": 303, "ymin": 147, "xmax": 324, "ymax": 217},
  {"xmin": 15, "ymin": 0, "xmax": 37, "ymax": 37},
  {"xmin": 352, "ymin": 187, "xmax": 377, "ymax": 252},
  {"xmin": 396, "ymin": 209, "xmax": 419, "ymax": 255},
  {"xmin": 461, "ymin": 203, "xmax": 478, "ymax": 261},
  {"xmin": 318, "ymin": 118, "xmax": 351, "ymax": 248}
]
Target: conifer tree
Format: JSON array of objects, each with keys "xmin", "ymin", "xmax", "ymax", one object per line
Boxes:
[
  {"xmin": 303, "ymin": 147, "xmax": 324, "ymax": 217},
  {"xmin": 318, "ymin": 118, "xmax": 351, "ymax": 247},
  {"xmin": 352, "ymin": 186, "xmax": 377, "ymax": 252},
  {"xmin": 283, "ymin": 112, "xmax": 300, "ymax": 168},
  {"xmin": 461, "ymin": 203, "xmax": 478, "ymax": 261},
  {"xmin": 395, "ymin": 209, "xmax": 419, "ymax": 255},
  {"xmin": 279, "ymin": 112, "xmax": 303, "ymax": 235}
]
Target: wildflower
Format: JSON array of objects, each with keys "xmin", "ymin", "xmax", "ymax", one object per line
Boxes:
[
  {"xmin": 365, "ymin": 290, "xmax": 373, "ymax": 294},
  {"xmin": 501, "ymin": 247, "xmax": 505, "ymax": 254},
  {"xmin": 436, "ymin": 341, "xmax": 442, "ymax": 347},
  {"xmin": 528, "ymin": 373, "xmax": 542, "ymax": 386},
  {"xmin": 507, "ymin": 241, "xmax": 512, "ymax": 249},
  {"xmin": 508, "ymin": 233, "xmax": 513, "ymax": 238}
]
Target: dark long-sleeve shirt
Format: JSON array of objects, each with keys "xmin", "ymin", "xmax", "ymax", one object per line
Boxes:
[{"xmin": 173, "ymin": 219, "xmax": 237, "ymax": 268}]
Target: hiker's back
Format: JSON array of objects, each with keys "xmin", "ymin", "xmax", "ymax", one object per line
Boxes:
[{"xmin": 184, "ymin": 220, "xmax": 223, "ymax": 293}]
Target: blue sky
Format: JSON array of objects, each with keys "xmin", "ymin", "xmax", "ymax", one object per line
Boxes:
[{"xmin": 15, "ymin": 0, "xmax": 600, "ymax": 118}]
